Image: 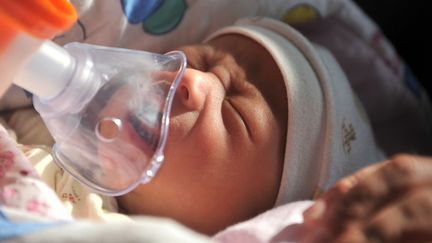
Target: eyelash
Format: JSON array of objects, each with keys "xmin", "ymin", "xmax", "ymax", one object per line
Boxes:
[{"xmin": 225, "ymin": 98, "xmax": 251, "ymax": 137}]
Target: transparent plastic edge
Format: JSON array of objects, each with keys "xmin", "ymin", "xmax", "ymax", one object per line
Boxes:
[{"xmin": 52, "ymin": 51, "xmax": 187, "ymax": 197}]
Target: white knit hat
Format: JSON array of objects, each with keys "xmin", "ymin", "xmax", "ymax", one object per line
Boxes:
[{"xmin": 205, "ymin": 17, "xmax": 385, "ymax": 205}]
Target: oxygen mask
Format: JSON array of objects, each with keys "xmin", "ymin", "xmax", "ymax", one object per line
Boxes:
[{"xmin": 28, "ymin": 43, "xmax": 186, "ymax": 195}]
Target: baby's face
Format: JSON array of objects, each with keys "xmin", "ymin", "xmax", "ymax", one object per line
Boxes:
[{"xmin": 117, "ymin": 35, "xmax": 288, "ymax": 234}]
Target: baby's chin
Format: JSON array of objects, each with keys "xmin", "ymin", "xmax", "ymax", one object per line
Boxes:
[{"xmin": 116, "ymin": 181, "xmax": 259, "ymax": 235}]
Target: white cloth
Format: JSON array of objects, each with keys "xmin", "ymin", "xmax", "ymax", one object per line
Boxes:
[{"xmin": 214, "ymin": 201, "xmax": 313, "ymax": 243}]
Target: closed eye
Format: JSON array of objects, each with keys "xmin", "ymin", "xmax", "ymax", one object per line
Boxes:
[
  {"xmin": 128, "ymin": 113, "xmax": 160, "ymax": 150},
  {"xmin": 225, "ymin": 98, "xmax": 252, "ymax": 139}
]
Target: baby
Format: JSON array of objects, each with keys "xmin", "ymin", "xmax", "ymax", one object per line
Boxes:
[
  {"xmin": 5, "ymin": 16, "xmax": 429, "ymax": 236},
  {"xmin": 93, "ymin": 18, "xmax": 385, "ymax": 234},
  {"xmin": 2, "ymin": 0, "xmax": 431, "ymax": 237}
]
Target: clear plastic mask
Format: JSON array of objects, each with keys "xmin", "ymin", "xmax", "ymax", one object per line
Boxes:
[{"xmin": 33, "ymin": 43, "xmax": 186, "ymax": 196}]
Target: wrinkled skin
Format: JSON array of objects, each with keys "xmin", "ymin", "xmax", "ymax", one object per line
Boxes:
[{"xmin": 302, "ymin": 154, "xmax": 432, "ymax": 243}]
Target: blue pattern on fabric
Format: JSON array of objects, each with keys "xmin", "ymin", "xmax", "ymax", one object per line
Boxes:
[
  {"xmin": 142, "ymin": 0, "xmax": 187, "ymax": 35},
  {"xmin": 120, "ymin": 0, "xmax": 187, "ymax": 35},
  {"xmin": 121, "ymin": 0, "xmax": 163, "ymax": 24},
  {"xmin": 0, "ymin": 209, "xmax": 64, "ymax": 240}
]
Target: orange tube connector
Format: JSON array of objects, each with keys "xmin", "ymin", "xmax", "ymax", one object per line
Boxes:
[
  {"xmin": 0, "ymin": 0, "xmax": 77, "ymax": 96},
  {"xmin": 0, "ymin": 0, "xmax": 77, "ymax": 51}
]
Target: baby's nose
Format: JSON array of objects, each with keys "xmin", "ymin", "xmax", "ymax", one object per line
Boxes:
[{"xmin": 176, "ymin": 68, "xmax": 213, "ymax": 111}]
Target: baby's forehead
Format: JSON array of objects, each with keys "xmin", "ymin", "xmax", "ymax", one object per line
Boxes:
[{"xmin": 208, "ymin": 34, "xmax": 288, "ymax": 129}]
